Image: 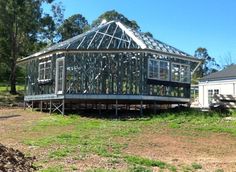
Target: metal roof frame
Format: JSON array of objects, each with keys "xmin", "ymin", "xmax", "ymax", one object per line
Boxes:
[{"xmin": 18, "ymin": 20, "xmax": 199, "ymax": 62}]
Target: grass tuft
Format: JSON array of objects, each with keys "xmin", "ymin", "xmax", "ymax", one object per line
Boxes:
[
  {"xmin": 39, "ymin": 165, "xmax": 64, "ymax": 172},
  {"xmin": 124, "ymin": 155, "xmax": 176, "ymax": 171},
  {"xmin": 191, "ymin": 162, "xmax": 202, "ymax": 169},
  {"xmin": 128, "ymin": 165, "xmax": 152, "ymax": 172}
]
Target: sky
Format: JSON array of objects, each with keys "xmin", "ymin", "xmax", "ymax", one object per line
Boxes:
[{"xmin": 44, "ymin": 0, "xmax": 236, "ymax": 66}]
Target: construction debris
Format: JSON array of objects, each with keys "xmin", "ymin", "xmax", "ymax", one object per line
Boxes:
[{"xmin": 0, "ymin": 143, "xmax": 37, "ymax": 172}]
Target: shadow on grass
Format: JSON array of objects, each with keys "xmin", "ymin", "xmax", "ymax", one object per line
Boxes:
[
  {"xmin": 64, "ymin": 106, "xmax": 232, "ymax": 121},
  {"xmin": 0, "ymin": 91, "xmax": 24, "ymax": 106},
  {"xmin": 0, "ymin": 114, "xmax": 21, "ymax": 120}
]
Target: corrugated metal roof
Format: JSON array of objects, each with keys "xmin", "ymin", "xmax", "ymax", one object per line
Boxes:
[{"xmin": 200, "ymin": 65, "xmax": 236, "ymax": 81}]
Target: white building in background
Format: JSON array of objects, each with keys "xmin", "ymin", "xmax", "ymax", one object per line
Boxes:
[{"xmin": 198, "ymin": 65, "xmax": 236, "ymax": 108}]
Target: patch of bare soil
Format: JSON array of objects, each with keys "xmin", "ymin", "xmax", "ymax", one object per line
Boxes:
[
  {"xmin": 76, "ymin": 154, "xmax": 128, "ymax": 171},
  {"xmin": 0, "ymin": 143, "xmax": 36, "ymax": 172},
  {"xmin": 121, "ymin": 130, "xmax": 236, "ymax": 171},
  {"xmin": 47, "ymin": 154, "xmax": 128, "ymax": 172},
  {"xmin": 0, "ymin": 109, "xmax": 45, "ymax": 150}
]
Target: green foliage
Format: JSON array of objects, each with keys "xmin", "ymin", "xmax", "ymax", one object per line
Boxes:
[
  {"xmin": 92, "ymin": 10, "xmax": 140, "ymax": 30},
  {"xmin": 192, "ymin": 47, "xmax": 220, "ymax": 83},
  {"xmin": 143, "ymin": 32, "xmax": 153, "ymax": 38},
  {"xmin": 0, "ymin": 0, "xmax": 64, "ymax": 93},
  {"xmin": 58, "ymin": 14, "xmax": 89, "ymax": 41}
]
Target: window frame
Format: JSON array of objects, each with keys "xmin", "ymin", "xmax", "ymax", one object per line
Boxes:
[
  {"xmin": 148, "ymin": 58, "xmax": 170, "ymax": 81},
  {"xmin": 171, "ymin": 62, "xmax": 190, "ymax": 83},
  {"xmin": 38, "ymin": 60, "xmax": 52, "ymax": 82},
  {"xmin": 208, "ymin": 89, "xmax": 220, "ymax": 104}
]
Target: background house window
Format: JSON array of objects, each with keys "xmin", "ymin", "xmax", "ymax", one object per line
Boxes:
[
  {"xmin": 38, "ymin": 60, "xmax": 52, "ymax": 81},
  {"xmin": 208, "ymin": 89, "xmax": 219, "ymax": 104},
  {"xmin": 208, "ymin": 89, "xmax": 213, "ymax": 104},
  {"xmin": 214, "ymin": 89, "xmax": 219, "ymax": 95}
]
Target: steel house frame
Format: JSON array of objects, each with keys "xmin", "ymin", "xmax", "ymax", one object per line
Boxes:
[{"xmin": 19, "ymin": 21, "xmax": 201, "ymax": 115}]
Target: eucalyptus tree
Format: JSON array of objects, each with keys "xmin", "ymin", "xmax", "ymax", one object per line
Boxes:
[
  {"xmin": 0, "ymin": 0, "xmax": 62, "ymax": 94},
  {"xmin": 192, "ymin": 47, "xmax": 220, "ymax": 84},
  {"xmin": 92, "ymin": 10, "xmax": 140, "ymax": 31},
  {"xmin": 58, "ymin": 14, "xmax": 89, "ymax": 41}
]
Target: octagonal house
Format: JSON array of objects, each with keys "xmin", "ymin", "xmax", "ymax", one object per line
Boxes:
[{"xmin": 19, "ymin": 20, "xmax": 201, "ymax": 115}]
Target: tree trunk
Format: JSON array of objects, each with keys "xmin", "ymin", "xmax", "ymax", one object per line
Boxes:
[
  {"xmin": 9, "ymin": 9, "xmax": 18, "ymax": 95},
  {"xmin": 9, "ymin": 59, "xmax": 17, "ymax": 94}
]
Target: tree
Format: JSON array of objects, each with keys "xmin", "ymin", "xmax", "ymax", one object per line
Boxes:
[
  {"xmin": 58, "ymin": 14, "xmax": 89, "ymax": 41},
  {"xmin": 0, "ymin": 0, "xmax": 59, "ymax": 94},
  {"xmin": 92, "ymin": 10, "xmax": 140, "ymax": 31},
  {"xmin": 193, "ymin": 47, "xmax": 220, "ymax": 82},
  {"xmin": 143, "ymin": 32, "xmax": 153, "ymax": 38},
  {"xmin": 40, "ymin": 2, "xmax": 64, "ymax": 44},
  {"xmin": 220, "ymin": 52, "xmax": 235, "ymax": 68}
]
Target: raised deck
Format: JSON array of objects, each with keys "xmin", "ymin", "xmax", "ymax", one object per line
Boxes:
[
  {"xmin": 25, "ymin": 94, "xmax": 189, "ymax": 103},
  {"xmin": 24, "ymin": 94, "xmax": 190, "ymax": 115}
]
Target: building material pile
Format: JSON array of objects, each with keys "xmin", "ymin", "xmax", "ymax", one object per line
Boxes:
[
  {"xmin": 0, "ymin": 143, "xmax": 36, "ymax": 172},
  {"xmin": 214, "ymin": 94, "xmax": 236, "ymax": 108}
]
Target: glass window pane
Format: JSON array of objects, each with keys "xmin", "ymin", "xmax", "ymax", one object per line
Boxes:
[
  {"xmin": 180, "ymin": 65, "xmax": 190, "ymax": 83},
  {"xmin": 38, "ymin": 60, "xmax": 52, "ymax": 81},
  {"xmin": 171, "ymin": 64, "xmax": 180, "ymax": 82},
  {"xmin": 160, "ymin": 61, "xmax": 169, "ymax": 80},
  {"xmin": 153, "ymin": 61, "xmax": 158, "ymax": 78},
  {"xmin": 214, "ymin": 89, "xmax": 219, "ymax": 95},
  {"xmin": 148, "ymin": 59, "xmax": 159, "ymax": 79},
  {"xmin": 208, "ymin": 89, "xmax": 213, "ymax": 104}
]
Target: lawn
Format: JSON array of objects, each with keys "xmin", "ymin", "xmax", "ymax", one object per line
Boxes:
[
  {"xmin": 0, "ymin": 108, "xmax": 236, "ymax": 171},
  {"xmin": 0, "ymin": 84, "xmax": 24, "ymax": 106}
]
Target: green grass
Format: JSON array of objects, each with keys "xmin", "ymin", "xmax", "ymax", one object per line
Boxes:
[
  {"xmin": 32, "ymin": 115, "xmax": 80, "ymax": 131},
  {"xmin": 86, "ymin": 169, "xmax": 118, "ymax": 172},
  {"xmin": 124, "ymin": 155, "xmax": 176, "ymax": 171},
  {"xmin": 150, "ymin": 109, "xmax": 236, "ymax": 136},
  {"xmin": 215, "ymin": 169, "xmax": 224, "ymax": 172},
  {"xmin": 128, "ymin": 166, "xmax": 152, "ymax": 172},
  {"xmin": 22, "ymin": 109, "xmax": 236, "ymax": 171},
  {"xmin": 39, "ymin": 165, "xmax": 64, "ymax": 172},
  {"xmin": 0, "ymin": 84, "xmax": 24, "ymax": 93},
  {"xmin": 48, "ymin": 147, "xmax": 74, "ymax": 159},
  {"xmin": 191, "ymin": 162, "xmax": 202, "ymax": 169},
  {"xmin": 0, "ymin": 84, "xmax": 24, "ymax": 105}
]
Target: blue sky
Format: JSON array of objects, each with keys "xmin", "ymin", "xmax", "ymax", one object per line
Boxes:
[{"xmin": 45, "ymin": 0, "xmax": 236, "ymax": 65}]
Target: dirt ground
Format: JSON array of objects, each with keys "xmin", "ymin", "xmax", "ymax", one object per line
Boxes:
[
  {"xmin": 0, "ymin": 108, "xmax": 236, "ymax": 172},
  {"xmin": 120, "ymin": 131, "xmax": 236, "ymax": 171}
]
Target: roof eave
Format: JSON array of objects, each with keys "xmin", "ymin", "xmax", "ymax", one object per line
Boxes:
[
  {"xmin": 200, "ymin": 76, "xmax": 236, "ymax": 82},
  {"xmin": 17, "ymin": 48, "xmax": 201, "ymax": 65}
]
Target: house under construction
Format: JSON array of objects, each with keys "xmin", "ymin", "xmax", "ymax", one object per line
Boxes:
[{"xmin": 18, "ymin": 20, "xmax": 201, "ymax": 115}]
